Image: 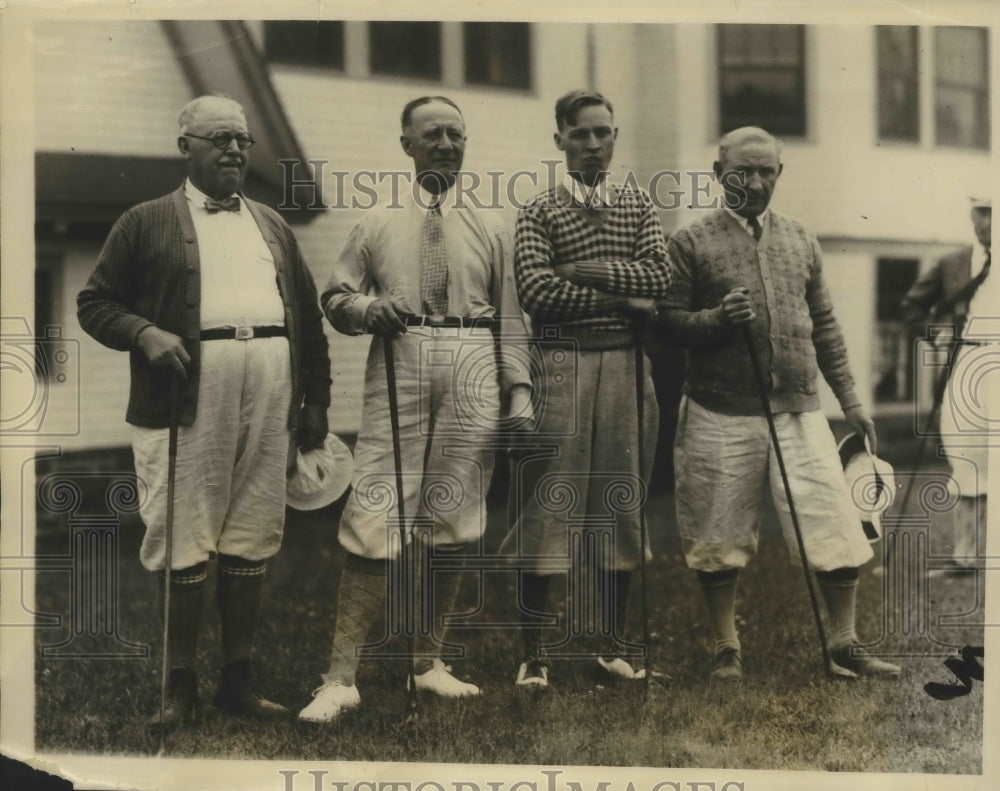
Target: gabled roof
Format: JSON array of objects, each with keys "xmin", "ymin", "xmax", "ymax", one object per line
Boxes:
[{"xmin": 36, "ymin": 20, "xmax": 321, "ymax": 227}]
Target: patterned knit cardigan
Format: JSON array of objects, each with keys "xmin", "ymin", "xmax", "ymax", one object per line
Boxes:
[{"xmin": 661, "ymin": 208, "xmax": 859, "ymax": 415}]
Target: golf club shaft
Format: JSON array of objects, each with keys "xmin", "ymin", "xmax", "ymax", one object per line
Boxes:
[
  {"xmin": 158, "ymin": 376, "xmax": 180, "ymax": 755},
  {"xmin": 633, "ymin": 334, "xmax": 651, "ymax": 687},
  {"xmin": 383, "ymin": 335, "xmax": 418, "ymax": 710},
  {"xmin": 741, "ymin": 326, "xmax": 834, "ymax": 669}
]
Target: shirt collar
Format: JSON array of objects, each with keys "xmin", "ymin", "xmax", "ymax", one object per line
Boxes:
[
  {"xmin": 416, "ymin": 181, "xmax": 456, "ymax": 218},
  {"xmin": 725, "ymin": 206, "xmax": 769, "ymax": 235},
  {"xmin": 563, "ymin": 173, "xmax": 613, "ymax": 207},
  {"xmin": 185, "ymin": 178, "xmax": 241, "ymax": 212}
]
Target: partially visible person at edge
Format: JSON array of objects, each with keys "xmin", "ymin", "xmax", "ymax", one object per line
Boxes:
[
  {"xmin": 499, "ymin": 89, "xmax": 672, "ymax": 691},
  {"xmin": 77, "ymin": 94, "xmax": 331, "ymax": 729},
  {"xmin": 657, "ymin": 125, "xmax": 901, "ymax": 682},
  {"xmin": 298, "ymin": 96, "xmax": 534, "ymax": 723},
  {"xmin": 901, "ymin": 197, "xmax": 992, "ymax": 574}
]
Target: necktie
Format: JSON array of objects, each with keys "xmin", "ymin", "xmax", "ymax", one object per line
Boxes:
[
  {"xmin": 204, "ymin": 195, "xmax": 241, "ymax": 213},
  {"xmin": 747, "ymin": 215, "xmax": 763, "ymax": 242},
  {"xmin": 420, "ymin": 197, "xmax": 449, "ymax": 316}
]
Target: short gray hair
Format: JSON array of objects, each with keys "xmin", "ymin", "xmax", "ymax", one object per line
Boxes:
[
  {"xmin": 718, "ymin": 126, "xmax": 782, "ymax": 163},
  {"xmin": 178, "ymin": 94, "xmax": 246, "ymax": 135}
]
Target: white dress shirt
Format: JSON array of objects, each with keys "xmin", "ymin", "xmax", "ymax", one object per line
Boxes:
[{"xmin": 185, "ymin": 179, "xmax": 285, "ymax": 329}]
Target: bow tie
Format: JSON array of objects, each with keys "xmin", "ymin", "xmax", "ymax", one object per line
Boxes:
[{"xmin": 204, "ymin": 195, "xmax": 241, "ymax": 213}]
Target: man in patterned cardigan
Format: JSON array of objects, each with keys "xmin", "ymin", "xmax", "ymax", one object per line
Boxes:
[
  {"xmin": 660, "ymin": 126, "xmax": 899, "ymax": 681},
  {"xmin": 500, "ymin": 90, "xmax": 672, "ymax": 689}
]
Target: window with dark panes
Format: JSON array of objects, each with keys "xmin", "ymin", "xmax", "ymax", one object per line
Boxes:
[
  {"xmin": 874, "ymin": 257, "xmax": 921, "ymax": 403},
  {"xmin": 369, "ymin": 22, "xmax": 441, "ymax": 80},
  {"xmin": 877, "ymin": 26, "xmax": 919, "ymax": 142},
  {"xmin": 264, "ymin": 21, "xmax": 345, "ymax": 70},
  {"xmin": 718, "ymin": 24, "xmax": 806, "ymax": 136},
  {"xmin": 935, "ymin": 26, "xmax": 990, "ymax": 149},
  {"xmin": 464, "ymin": 23, "xmax": 531, "ymax": 90}
]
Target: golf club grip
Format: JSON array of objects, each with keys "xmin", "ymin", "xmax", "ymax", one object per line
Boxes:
[{"xmin": 740, "ymin": 326, "xmax": 833, "ymax": 665}]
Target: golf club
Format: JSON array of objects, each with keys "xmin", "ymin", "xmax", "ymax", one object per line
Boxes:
[
  {"xmin": 383, "ymin": 335, "xmax": 420, "ymax": 721},
  {"xmin": 633, "ymin": 332, "xmax": 652, "ymax": 691},
  {"xmin": 742, "ymin": 326, "xmax": 855, "ymax": 680},
  {"xmin": 155, "ymin": 375, "xmax": 180, "ymax": 756}
]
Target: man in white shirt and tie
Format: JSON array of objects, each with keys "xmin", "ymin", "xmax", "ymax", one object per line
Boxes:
[{"xmin": 299, "ymin": 96, "xmax": 533, "ymax": 722}]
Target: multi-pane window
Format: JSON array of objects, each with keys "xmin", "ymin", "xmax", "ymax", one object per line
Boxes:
[
  {"xmin": 718, "ymin": 24, "xmax": 806, "ymax": 136},
  {"xmin": 264, "ymin": 21, "xmax": 345, "ymax": 70},
  {"xmin": 935, "ymin": 26, "xmax": 990, "ymax": 149},
  {"xmin": 464, "ymin": 23, "xmax": 531, "ymax": 90},
  {"xmin": 877, "ymin": 26, "xmax": 920, "ymax": 142},
  {"xmin": 369, "ymin": 22, "xmax": 442, "ymax": 80}
]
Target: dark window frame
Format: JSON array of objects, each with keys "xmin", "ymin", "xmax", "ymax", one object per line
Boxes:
[
  {"xmin": 263, "ymin": 21, "xmax": 346, "ymax": 71},
  {"xmin": 717, "ymin": 24, "xmax": 807, "ymax": 137},
  {"xmin": 934, "ymin": 26, "xmax": 990, "ymax": 150},
  {"xmin": 876, "ymin": 26, "xmax": 920, "ymax": 143}
]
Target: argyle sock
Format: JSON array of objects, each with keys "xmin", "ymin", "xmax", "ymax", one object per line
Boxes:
[
  {"xmin": 413, "ymin": 541, "xmax": 470, "ymax": 674},
  {"xmin": 216, "ymin": 554, "xmax": 267, "ymax": 666},
  {"xmin": 696, "ymin": 569, "xmax": 741, "ymax": 655},
  {"xmin": 158, "ymin": 562, "xmax": 207, "ymax": 671},
  {"xmin": 520, "ymin": 572, "xmax": 554, "ymax": 662},
  {"xmin": 600, "ymin": 568, "xmax": 632, "ymax": 660},
  {"xmin": 816, "ymin": 567, "xmax": 860, "ymax": 649},
  {"xmin": 324, "ymin": 553, "xmax": 388, "ymax": 686}
]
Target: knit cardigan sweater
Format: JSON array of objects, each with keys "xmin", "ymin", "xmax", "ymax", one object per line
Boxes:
[
  {"xmin": 661, "ymin": 208, "xmax": 859, "ymax": 415},
  {"xmin": 514, "ymin": 183, "xmax": 671, "ymax": 349}
]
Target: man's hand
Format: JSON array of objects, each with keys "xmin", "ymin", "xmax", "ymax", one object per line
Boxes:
[
  {"xmin": 502, "ymin": 385, "xmax": 537, "ymax": 458},
  {"xmin": 364, "ymin": 299, "xmax": 406, "ymax": 337},
  {"xmin": 298, "ymin": 403, "xmax": 329, "ymax": 452},
  {"xmin": 844, "ymin": 404, "xmax": 877, "ymax": 456},
  {"xmin": 553, "ymin": 263, "xmax": 578, "ymax": 282},
  {"xmin": 720, "ymin": 287, "xmax": 755, "ymax": 326},
  {"xmin": 625, "ymin": 297, "xmax": 659, "ymax": 321},
  {"xmin": 136, "ymin": 326, "xmax": 190, "ymax": 380}
]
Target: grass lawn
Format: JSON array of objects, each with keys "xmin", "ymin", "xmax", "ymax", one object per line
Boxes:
[{"xmin": 33, "ymin": 463, "xmax": 984, "ymax": 773}]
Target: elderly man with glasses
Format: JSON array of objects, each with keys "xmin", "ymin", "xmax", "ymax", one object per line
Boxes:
[{"xmin": 78, "ymin": 94, "xmax": 332, "ymax": 730}]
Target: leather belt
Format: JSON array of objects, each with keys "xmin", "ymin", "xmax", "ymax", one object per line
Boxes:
[
  {"xmin": 200, "ymin": 325, "xmax": 287, "ymax": 341},
  {"xmin": 399, "ymin": 314, "xmax": 495, "ymax": 329}
]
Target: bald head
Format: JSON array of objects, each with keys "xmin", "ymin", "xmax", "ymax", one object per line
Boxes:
[{"xmin": 178, "ymin": 95, "xmax": 246, "ymax": 135}]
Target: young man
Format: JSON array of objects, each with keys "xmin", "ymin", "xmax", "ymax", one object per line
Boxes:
[
  {"xmin": 660, "ymin": 126, "xmax": 900, "ymax": 681},
  {"xmin": 500, "ymin": 89, "xmax": 671, "ymax": 689}
]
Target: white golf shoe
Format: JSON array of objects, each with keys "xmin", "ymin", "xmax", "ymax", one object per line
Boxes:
[
  {"xmin": 597, "ymin": 657, "xmax": 646, "ymax": 680},
  {"xmin": 412, "ymin": 660, "xmax": 481, "ymax": 697},
  {"xmin": 297, "ymin": 681, "xmax": 361, "ymax": 723}
]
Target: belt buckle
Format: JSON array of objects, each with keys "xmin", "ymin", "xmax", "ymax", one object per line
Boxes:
[
  {"xmin": 427, "ymin": 314, "xmax": 445, "ymax": 327},
  {"xmin": 235, "ymin": 325, "xmax": 254, "ymax": 340}
]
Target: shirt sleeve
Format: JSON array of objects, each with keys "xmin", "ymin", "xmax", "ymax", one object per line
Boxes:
[
  {"xmin": 489, "ymin": 222, "xmax": 533, "ymax": 395},
  {"xmin": 514, "ymin": 202, "xmax": 628, "ymax": 321},
  {"xmin": 807, "ymin": 236, "xmax": 859, "ymax": 410},
  {"xmin": 568, "ymin": 195, "xmax": 673, "ymax": 297},
  {"xmin": 77, "ymin": 209, "xmax": 156, "ymax": 351},
  {"xmin": 321, "ymin": 219, "xmax": 379, "ymax": 336},
  {"xmin": 654, "ymin": 228, "xmax": 734, "ymax": 347}
]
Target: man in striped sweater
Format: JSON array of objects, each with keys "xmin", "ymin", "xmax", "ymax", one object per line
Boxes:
[
  {"xmin": 660, "ymin": 126, "xmax": 900, "ymax": 681},
  {"xmin": 500, "ymin": 90, "xmax": 672, "ymax": 689}
]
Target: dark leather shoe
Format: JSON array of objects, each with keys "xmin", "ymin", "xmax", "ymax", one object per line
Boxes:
[
  {"xmin": 214, "ymin": 659, "xmax": 289, "ymax": 719},
  {"xmin": 147, "ymin": 668, "xmax": 198, "ymax": 732},
  {"xmin": 830, "ymin": 642, "xmax": 901, "ymax": 679},
  {"xmin": 710, "ymin": 647, "xmax": 743, "ymax": 681}
]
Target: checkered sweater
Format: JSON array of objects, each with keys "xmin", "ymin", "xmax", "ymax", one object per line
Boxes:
[
  {"xmin": 662, "ymin": 208, "xmax": 858, "ymax": 414},
  {"xmin": 515, "ymin": 183, "xmax": 671, "ymax": 348}
]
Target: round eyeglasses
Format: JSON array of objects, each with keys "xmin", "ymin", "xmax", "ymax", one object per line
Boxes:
[{"xmin": 184, "ymin": 132, "xmax": 256, "ymax": 150}]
